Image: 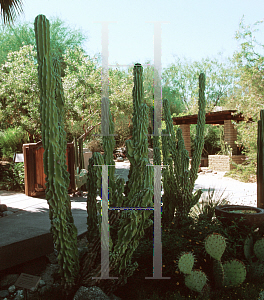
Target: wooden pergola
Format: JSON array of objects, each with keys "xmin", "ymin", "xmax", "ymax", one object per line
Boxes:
[{"xmin": 162, "ymin": 110, "xmax": 245, "ymax": 157}]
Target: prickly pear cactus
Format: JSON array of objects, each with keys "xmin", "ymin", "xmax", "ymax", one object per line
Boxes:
[
  {"xmin": 185, "ymin": 269, "xmax": 208, "ymax": 293},
  {"xmin": 34, "ymin": 14, "xmax": 79, "ymax": 288},
  {"xmin": 253, "ymin": 237, "xmax": 264, "ymax": 261},
  {"xmin": 160, "ymin": 73, "xmax": 206, "ymax": 226},
  {"xmin": 204, "ymin": 232, "xmax": 226, "ymax": 261},
  {"xmin": 222, "ymin": 259, "xmax": 247, "ymax": 287},
  {"xmin": 177, "ymin": 232, "xmax": 247, "ymax": 295},
  {"xmin": 244, "ymin": 234, "xmax": 264, "ymax": 281},
  {"xmin": 177, "ymin": 252, "xmax": 195, "ymax": 275}
]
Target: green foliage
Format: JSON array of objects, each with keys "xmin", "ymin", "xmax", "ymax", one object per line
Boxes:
[
  {"xmin": 0, "ymin": 126, "xmax": 29, "ymax": 160},
  {"xmin": 190, "ymin": 124, "xmax": 221, "ymax": 157},
  {"xmin": 161, "ymin": 54, "xmax": 238, "ymax": 114},
  {"xmin": 0, "ymin": 161, "xmax": 24, "ymax": 191},
  {"xmin": 189, "ymin": 187, "xmax": 230, "ymax": 223},
  {"xmin": 0, "ymin": 17, "xmax": 87, "ymax": 67}
]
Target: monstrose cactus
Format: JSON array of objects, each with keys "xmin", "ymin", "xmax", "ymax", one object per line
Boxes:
[
  {"xmin": 34, "ymin": 14, "xmax": 79, "ymax": 288},
  {"xmin": 78, "ymin": 63, "xmax": 155, "ymax": 295}
]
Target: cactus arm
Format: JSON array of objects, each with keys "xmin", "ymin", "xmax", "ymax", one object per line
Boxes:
[
  {"xmin": 190, "ymin": 73, "xmax": 206, "ymax": 187},
  {"xmin": 161, "ymin": 73, "xmax": 206, "ymax": 225},
  {"xmin": 257, "ymin": 110, "xmax": 264, "ymax": 208}
]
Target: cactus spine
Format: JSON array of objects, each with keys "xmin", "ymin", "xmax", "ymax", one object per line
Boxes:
[
  {"xmin": 257, "ymin": 109, "xmax": 264, "ymax": 208},
  {"xmin": 160, "ymin": 73, "xmax": 206, "ymax": 226},
  {"xmin": 34, "ymin": 14, "xmax": 79, "ymax": 288}
]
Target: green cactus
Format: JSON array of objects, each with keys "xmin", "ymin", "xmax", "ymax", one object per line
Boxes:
[
  {"xmin": 257, "ymin": 110, "xmax": 264, "ymax": 208},
  {"xmin": 222, "ymin": 259, "xmax": 247, "ymax": 287},
  {"xmin": 204, "ymin": 232, "xmax": 226, "ymax": 261},
  {"xmin": 185, "ymin": 269, "xmax": 208, "ymax": 293},
  {"xmin": 78, "ymin": 63, "xmax": 154, "ymax": 294},
  {"xmin": 158, "ymin": 73, "xmax": 206, "ymax": 227},
  {"xmin": 177, "ymin": 252, "xmax": 195, "ymax": 274},
  {"xmin": 244, "ymin": 234, "xmax": 264, "ymax": 281},
  {"xmin": 177, "ymin": 232, "xmax": 247, "ymax": 295},
  {"xmin": 34, "ymin": 14, "xmax": 79, "ymax": 288},
  {"xmin": 254, "ymin": 237, "xmax": 264, "ymax": 261}
]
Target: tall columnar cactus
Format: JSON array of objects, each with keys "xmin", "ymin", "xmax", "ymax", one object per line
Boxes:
[
  {"xmin": 257, "ymin": 109, "xmax": 264, "ymax": 208},
  {"xmin": 78, "ymin": 63, "xmax": 154, "ymax": 295},
  {"xmin": 34, "ymin": 14, "xmax": 79, "ymax": 288},
  {"xmin": 160, "ymin": 73, "xmax": 206, "ymax": 226},
  {"xmin": 177, "ymin": 232, "xmax": 247, "ymax": 296}
]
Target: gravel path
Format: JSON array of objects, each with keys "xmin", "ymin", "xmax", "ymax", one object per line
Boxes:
[{"xmin": 114, "ymin": 160, "xmax": 258, "ymax": 207}]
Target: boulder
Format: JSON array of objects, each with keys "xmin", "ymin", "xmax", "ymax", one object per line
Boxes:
[
  {"xmin": 73, "ymin": 286, "xmax": 121, "ymax": 300},
  {"xmin": 0, "ymin": 204, "xmax": 7, "ymax": 212}
]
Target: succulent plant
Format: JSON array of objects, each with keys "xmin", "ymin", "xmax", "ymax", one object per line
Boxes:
[
  {"xmin": 158, "ymin": 73, "xmax": 206, "ymax": 227},
  {"xmin": 244, "ymin": 234, "xmax": 264, "ymax": 281},
  {"xmin": 78, "ymin": 63, "xmax": 154, "ymax": 294},
  {"xmin": 34, "ymin": 14, "xmax": 79, "ymax": 288},
  {"xmin": 177, "ymin": 232, "xmax": 247, "ymax": 295}
]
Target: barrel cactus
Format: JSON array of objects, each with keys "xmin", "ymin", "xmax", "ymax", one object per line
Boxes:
[
  {"xmin": 34, "ymin": 14, "xmax": 79, "ymax": 288},
  {"xmin": 159, "ymin": 73, "xmax": 206, "ymax": 227}
]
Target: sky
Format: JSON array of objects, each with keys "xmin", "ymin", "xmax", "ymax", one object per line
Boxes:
[{"xmin": 8, "ymin": 0, "xmax": 264, "ymax": 72}]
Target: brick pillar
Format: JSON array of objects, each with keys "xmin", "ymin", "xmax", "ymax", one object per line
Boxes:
[
  {"xmin": 224, "ymin": 120, "xmax": 237, "ymax": 155},
  {"xmin": 180, "ymin": 124, "xmax": 191, "ymax": 158}
]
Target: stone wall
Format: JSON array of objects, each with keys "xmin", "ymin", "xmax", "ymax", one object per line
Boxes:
[
  {"xmin": 224, "ymin": 120, "xmax": 238, "ymax": 155},
  {"xmin": 208, "ymin": 154, "xmax": 246, "ymax": 171},
  {"xmin": 180, "ymin": 124, "xmax": 191, "ymax": 158}
]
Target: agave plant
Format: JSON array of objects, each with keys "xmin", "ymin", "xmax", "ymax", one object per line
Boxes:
[{"xmin": 189, "ymin": 187, "xmax": 230, "ymax": 223}]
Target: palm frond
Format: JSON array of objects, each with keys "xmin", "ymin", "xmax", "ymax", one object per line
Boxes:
[{"xmin": 0, "ymin": 0, "xmax": 24, "ymax": 25}]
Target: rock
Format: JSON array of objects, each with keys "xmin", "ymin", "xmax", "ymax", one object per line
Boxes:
[
  {"xmin": 38, "ymin": 279, "xmax": 46, "ymax": 287},
  {"xmin": 0, "ymin": 290, "xmax": 9, "ymax": 298},
  {"xmin": 2, "ymin": 211, "xmax": 14, "ymax": 217},
  {"xmin": 8, "ymin": 284, "xmax": 16, "ymax": 293},
  {"xmin": 0, "ymin": 274, "xmax": 19, "ymax": 288},
  {"xmin": 14, "ymin": 289, "xmax": 24, "ymax": 300},
  {"xmin": 39, "ymin": 285, "xmax": 48, "ymax": 296},
  {"xmin": 0, "ymin": 204, "xmax": 7, "ymax": 212},
  {"xmin": 39, "ymin": 264, "xmax": 59, "ymax": 288},
  {"xmin": 73, "ymin": 286, "xmax": 110, "ymax": 300},
  {"xmin": 46, "ymin": 251, "xmax": 58, "ymax": 264}
]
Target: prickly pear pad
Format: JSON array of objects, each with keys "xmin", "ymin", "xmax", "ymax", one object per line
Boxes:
[
  {"xmin": 177, "ymin": 252, "xmax": 195, "ymax": 275},
  {"xmin": 204, "ymin": 232, "xmax": 226, "ymax": 261},
  {"xmin": 223, "ymin": 259, "xmax": 246, "ymax": 287},
  {"xmin": 253, "ymin": 237, "xmax": 264, "ymax": 261},
  {"xmin": 185, "ymin": 269, "xmax": 208, "ymax": 293}
]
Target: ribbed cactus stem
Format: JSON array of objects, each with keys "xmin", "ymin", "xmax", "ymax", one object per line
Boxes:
[
  {"xmin": 34, "ymin": 14, "xmax": 79, "ymax": 289},
  {"xmin": 81, "ymin": 63, "xmax": 154, "ymax": 289},
  {"xmin": 190, "ymin": 73, "xmax": 206, "ymax": 187},
  {"xmin": 257, "ymin": 109, "xmax": 264, "ymax": 208},
  {"xmin": 160, "ymin": 73, "xmax": 206, "ymax": 225}
]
